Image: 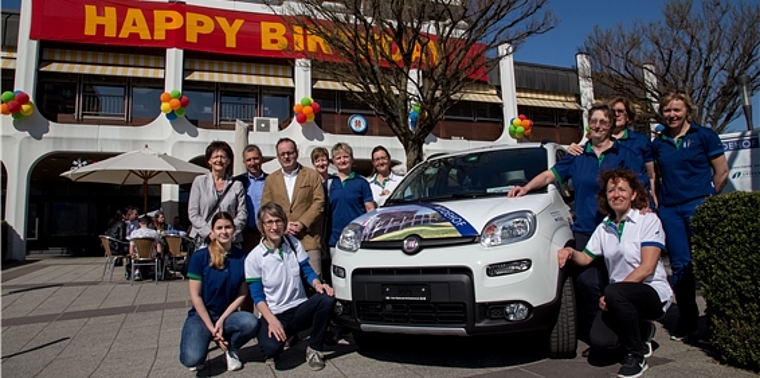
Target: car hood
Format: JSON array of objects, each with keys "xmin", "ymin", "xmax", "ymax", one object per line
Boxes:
[{"xmin": 351, "ymin": 194, "xmax": 555, "ymax": 242}]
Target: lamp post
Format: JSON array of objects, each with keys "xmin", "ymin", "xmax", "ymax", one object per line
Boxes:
[{"xmin": 737, "ymin": 75, "xmax": 754, "ymax": 131}]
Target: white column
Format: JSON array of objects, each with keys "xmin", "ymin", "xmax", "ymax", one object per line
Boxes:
[
  {"xmin": 160, "ymin": 184, "xmax": 180, "ymax": 225},
  {"xmin": 294, "ymin": 58, "xmax": 312, "ymax": 103},
  {"xmin": 496, "ymin": 43, "xmax": 517, "ymax": 144},
  {"xmin": 164, "ymin": 48, "xmax": 184, "ymax": 93},
  {"xmin": 14, "ymin": 0, "xmax": 40, "ymax": 98},
  {"xmin": 576, "ymin": 53, "xmax": 594, "ymax": 127},
  {"xmin": 233, "ymin": 120, "xmax": 249, "ymax": 176},
  {"xmin": 643, "ymin": 63, "xmax": 660, "ymax": 133},
  {"xmin": 2, "ymin": 150, "xmax": 32, "ymax": 261},
  {"xmin": 407, "ymin": 68, "xmax": 420, "ymax": 132}
]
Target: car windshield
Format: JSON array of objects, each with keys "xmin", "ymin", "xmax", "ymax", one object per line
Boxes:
[{"xmin": 387, "ymin": 147, "xmax": 549, "ymax": 203}]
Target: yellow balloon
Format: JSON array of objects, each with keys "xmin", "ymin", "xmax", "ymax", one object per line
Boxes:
[
  {"xmin": 512, "ymin": 118, "xmax": 522, "ymax": 127},
  {"xmin": 307, "ymin": 114, "xmax": 315, "ymax": 122},
  {"xmin": 20, "ymin": 103, "xmax": 34, "ymax": 116},
  {"xmin": 160, "ymin": 102, "xmax": 172, "ymax": 113}
]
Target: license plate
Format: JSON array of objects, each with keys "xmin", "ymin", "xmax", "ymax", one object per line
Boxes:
[{"xmin": 382, "ymin": 284, "xmax": 429, "ymax": 301}]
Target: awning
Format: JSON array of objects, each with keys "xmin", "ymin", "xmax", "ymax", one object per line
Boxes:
[
  {"xmin": 39, "ymin": 62, "xmax": 164, "ymax": 78},
  {"xmin": 313, "ymin": 80, "xmax": 360, "ymax": 91},
  {"xmin": 1, "ymin": 57, "xmax": 15, "ymax": 69},
  {"xmin": 516, "ymin": 97, "xmax": 581, "ymax": 110},
  {"xmin": 185, "ymin": 71, "xmax": 294, "ymax": 87},
  {"xmin": 456, "ymin": 92, "xmax": 502, "ymax": 103},
  {"xmin": 42, "ymin": 49, "xmax": 164, "ymax": 67}
]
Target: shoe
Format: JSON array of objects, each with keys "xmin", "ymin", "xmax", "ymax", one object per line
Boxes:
[
  {"xmin": 670, "ymin": 322, "xmax": 698, "ymax": 341},
  {"xmin": 641, "ymin": 321, "xmax": 656, "ymax": 358},
  {"xmin": 133, "ymin": 269, "xmax": 142, "ymax": 281},
  {"xmin": 225, "ymin": 350, "xmax": 242, "ymax": 371},
  {"xmin": 188, "ymin": 364, "xmax": 205, "ymax": 371},
  {"xmin": 284, "ymin": 335, "xmax": 298, "ymax": 350},
  {"xmin": 306, "ymin": 346, "xmax": 326, "ymax": 371},
  {"xmin": 617, "ymin": 353, "xmax": 648, "ymax": 378},
  {"xmin": 581, "ymin": 347, "xmax": 591, "ymax": 358}
]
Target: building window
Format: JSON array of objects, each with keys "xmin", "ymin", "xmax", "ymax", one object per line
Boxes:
[
  {"xmin": 312, "ymin": 89, "xmax": 337, "ymax": 112},
  {"xmin": 262, "ymin": 91, "xmax": 291, "ymax": 127},
  {"xmin": 81, "ymin": 78, "xmax": 127, "ymax": 119},
  {"xmin": 220, "ymin": 87, "xmax": 257, "ymax": 124},
  {"xmin": 36, "ymin": 75, "xmax": 78, "ymax": 122},
  {"xmin": 1, "ymin": 69, "xmax": 13, "ymax": 94},
  {"xmin": 131, "ymin": 85, "xmax": 163, "ymax": 122},
  {"xmin": 339, "ymin": 91, "xmax": 373, "ymax": 113},
  {"xmin": 474, "ymin": 102, "xmax": 502, "ymax": 121},
  {"xmin": 444, "ymin": 101, "xmax": 475, "ymax": 120},
  {"xmin": 184, "ymin": 87, "xmax": 215, "ymax": 127}
]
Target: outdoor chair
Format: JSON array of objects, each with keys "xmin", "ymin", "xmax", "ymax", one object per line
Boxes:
[
  {"xmin": 99, "ymin": 235, "xmax": 130, "ymax": 282},
  {"xmin": 131, "ymin": 237, "xmax": 160, "ymax": 286},
  {"xmin": 163, "ymin": 234, "xmax": 188, "ymax": 280}
]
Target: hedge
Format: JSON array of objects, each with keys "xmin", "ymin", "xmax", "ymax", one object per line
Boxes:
[{"xmin": 691, "ymin": 192, "xmax": 760, "ymax": 372}]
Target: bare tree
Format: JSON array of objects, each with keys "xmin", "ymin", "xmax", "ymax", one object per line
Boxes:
[
  {"xmin": 282, "ymin": 0, "xmax": 557, "ymax": 168},
  {"xmin": 583, "ymin": 0, "xmax": 760, "ymax": 133}
]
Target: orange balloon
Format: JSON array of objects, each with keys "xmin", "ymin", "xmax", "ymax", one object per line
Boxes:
[
  {"xmin": 524, "ymin": 128, "xmax": 532, "ymax": 137},
  {"xmin": 521, "ymin": 119, "xmax": 530, "ymax": 128},
  {"xmin": 0, "ymin": 103, "xmax": 9, "ymax": 115},
  {"xmin": 302, "ymin": 106, "xmax": 314, "ymax": 116},
  {"xmin": 169, "ymin": 98, "xmax": 181, "ymax": 110},
  {"xmin": 293, "ymin": 104, "xmax": 304, "ymax": 113},
  {"xmin": 160, "ymin": 92, "xmax": 171, "ymax": 102}
]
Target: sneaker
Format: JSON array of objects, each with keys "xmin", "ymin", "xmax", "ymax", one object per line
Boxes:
[
  {"xmin": 188, "ymin": 364, "xmax": 205, "ymax": 371},
  {"xmin": 670, "ymin": 322, "xmax": 698, "ymax": 341},
  {"xmin": 133, "ymin": 269, "xmax": 142, "ymax": 281},
  {"xmin": 641, "ymin": 321, "xmax": 656, "ymax": 358},
  {"xmin": 225, "ymin": 350, "xmax": 242, "ymax": 371},
  {"xmin": 306, "ymin": 346, "xmax": 326, "ymax": 371},
  {"xmin": 617, "ymin": 353, "xmax": 648, "ymax": 378}
]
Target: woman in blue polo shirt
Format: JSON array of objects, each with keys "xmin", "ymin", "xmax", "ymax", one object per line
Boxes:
[
  {"xmin": 652, "ymin": 92, "xmax": 728, "ymax": 340},
  {"xmin": 179, "ymin": 212, "xmax": 259, "ymax": 372},
  {"xmin": 557, "ymin": 169, "xmax": 672, "ymax": 378},
  {"xmin": 327, "ymin": 142, "xmax": 375, "ymax": 254},
  {"xmin": 508, "ymin": 103, "xmax": 637, "ymax": 344}
]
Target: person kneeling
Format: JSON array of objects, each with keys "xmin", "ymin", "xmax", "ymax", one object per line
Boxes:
[
  {"xmin": 557, "ymin": 169, "xmax": 672, "ymax": 378},
  {"xmin": 245, "ymin": 202, "xmax": 336, "ymax": 371},
  {"xmin": 179, "ymin": 212, "xmax": 259, "ymax": 372}
]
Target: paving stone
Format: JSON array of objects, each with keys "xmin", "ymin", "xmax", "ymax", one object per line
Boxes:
[
  {"xmin": 133, "ymin": 281, "xmax": 169, "ymax": 305},
  {"xmin": 1, "ymin": 286, "xmax": 61, "ymax": 318},
  {"xmin": 99, "ymin": 284, "xmax": 140, "ymax": 308},
  {"xmin": 65, "ymin": 284, "xmax": 114, "ymax": 311},
  {"xmin": 0, "ymin": 323, "xmax": 48, "ymax": 355},
  {"xmin": 28, "ymin": 286, "xmax": 87, "ymax": 316},
  {"xmin": 34, "ymin": 355, "xmax": 103, "ymax": 378}
]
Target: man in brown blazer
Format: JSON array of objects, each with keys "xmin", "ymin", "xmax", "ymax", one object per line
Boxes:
[{"xmin": 262, "ymin": 138, "xmax": 326, "ymax": 276}]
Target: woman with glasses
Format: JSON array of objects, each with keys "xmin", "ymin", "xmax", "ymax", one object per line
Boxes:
[
  {"xmin": 188, "ymin": 141, "xmax": 247, "ymax": 251},
  {"xmin": 508, "ymin": 103, "xmax": 639, "ymax": 348},
  {"xmin": 366, "ymin": 145, "xmax": 402, "ymax": 207},
  {"xmin": 652, "ymin": 91, "xmax": 728, "ymax": 341},
  {"xmin": 245, "ymin": 202, "xmax": 336, "ymax": 370}
]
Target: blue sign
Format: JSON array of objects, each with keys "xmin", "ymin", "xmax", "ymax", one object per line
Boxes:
[
  {"xmin": 348, "ymin": 114, "xmax": 368, "ymax": 134},
  {"xmin": 722, "ymin": 138, "xmax": 759, "ymax": 151}
]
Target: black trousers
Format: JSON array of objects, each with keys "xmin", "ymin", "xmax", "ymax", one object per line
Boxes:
[
  {"xmin": 590, "ymin": 283, "xmax": 664, "ymax": 358},
  {"xmin": 257, "ymin": 293, "xmax": 336, "ymax": 358},
  {"xmin": 567, "ymin": 232, "xmax": 609, "ymax": 343}
]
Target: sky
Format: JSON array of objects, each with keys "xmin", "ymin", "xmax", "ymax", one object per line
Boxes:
[{"xmin": 2, "ymin": 0, "xmax": 757, "ymax": 131}]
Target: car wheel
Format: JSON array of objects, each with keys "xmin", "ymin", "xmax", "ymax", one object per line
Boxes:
[{"xmin": 548, "ymin": 276, "xmax": 577, "ymax": 359}]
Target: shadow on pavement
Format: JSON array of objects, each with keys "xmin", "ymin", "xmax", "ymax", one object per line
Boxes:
[{"xmin": 1, "ymin": 337, "xmax": 70, "ymax": 359}]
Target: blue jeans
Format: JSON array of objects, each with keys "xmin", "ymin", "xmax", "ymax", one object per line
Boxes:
[
  {"xmin": 658, "ymin": 196, "xmax": 705, "ymax": 329},
  {"xmin": 258, "ymin": 293, "xmax": 336, "ymax": 358},
  {"xmin": 179, "ymin": 311, "xmax": 259, "ymax": 368}
]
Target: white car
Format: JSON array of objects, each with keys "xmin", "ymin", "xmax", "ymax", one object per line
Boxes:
[{"xmin": 331, "ymin": 142, "xmax": 578, "ymax": 358}]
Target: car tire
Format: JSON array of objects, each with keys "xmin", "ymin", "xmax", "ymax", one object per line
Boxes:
[{"xmin": 548, "ymin": 275, "xmax": 577, "ymax": 359}]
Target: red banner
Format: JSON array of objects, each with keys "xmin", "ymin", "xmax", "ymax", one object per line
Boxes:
[{"xmin": 30, "ymin": 0, "xmax": 486, "ymax": 78}]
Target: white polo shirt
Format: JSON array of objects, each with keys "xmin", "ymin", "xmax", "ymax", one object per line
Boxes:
[
  {"xmin": 244, "ymin": 236, "xmax": 308, "ymax": 315},
  {"xmin": 367, "ymin": 172, "xmax": 402, "ymax": 206},
  {"xmin": 583, "ymin": 209, "xmax": 673, "ymax": 303}
]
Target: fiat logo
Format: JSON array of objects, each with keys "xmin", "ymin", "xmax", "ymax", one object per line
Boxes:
[{"xmin": 402, "ymin": 235, "xmax": 421, "ymax": 255}]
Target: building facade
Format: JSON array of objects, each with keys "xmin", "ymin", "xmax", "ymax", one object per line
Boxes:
[{"xmin": 1, "ymin": 0, "xmax": 590, "ymax": 260}]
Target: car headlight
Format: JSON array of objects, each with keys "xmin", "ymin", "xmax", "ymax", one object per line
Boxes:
[
  {"xmin": 480, "ymin": 211, "xmax": 536, "ymax": 247},
  {"xmin": 337, "ymin": 223, "xmax": 364, "ymax": 252}
]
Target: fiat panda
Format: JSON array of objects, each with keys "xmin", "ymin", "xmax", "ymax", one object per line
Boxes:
[{"xmin": 330, "ymin": 142, "xmax": 578, "ymax": 358}]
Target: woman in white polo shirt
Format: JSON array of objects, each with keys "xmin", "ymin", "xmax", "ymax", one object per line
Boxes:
[
  {"xmin": 557, "ymin": 169, "xmax": 672, "ymax": 378},
  {"xmin": 245, "ymin": 202, "xmax": 336, "ymax": 371}
]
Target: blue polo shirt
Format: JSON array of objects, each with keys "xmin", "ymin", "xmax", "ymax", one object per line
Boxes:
[
  {"xmin": 551, "ymin": 141, "xmax": 638, "ymax": 235},
  {"xmin": 237, "ymin": 172, "xmax": 267, "ymax": 228},
  {"xmin": 328, "ymin": 172, "xmax": 374, "ymax": 246},
  {"xmin": 186, "ymin": 246, "xmax": 247, "ymax": 317},
  {"xmin": 652, "ymin": 122, "xmax": 724, "ymax": 206},
  {"xmin": 615, "ymin": 129, "xmax": 653, "ymax": 190}
]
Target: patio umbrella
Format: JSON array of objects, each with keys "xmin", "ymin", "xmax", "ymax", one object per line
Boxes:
[{"xmin": 61, "ymin": 145, "xmax": 207, "ymax": 212}]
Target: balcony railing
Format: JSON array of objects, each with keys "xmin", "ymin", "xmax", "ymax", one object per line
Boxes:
[
  {"xmin": 219, "ymin": 101, "xmax": 256, "ymax": 123},
  {"xmin": 81, "ymin": 93, "xmax": 126, "ymax": 118}
]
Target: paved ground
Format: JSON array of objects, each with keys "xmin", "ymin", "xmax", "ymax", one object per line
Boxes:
[{"xmin": 1, "ymin": 254, "xmax": 754, "ymax": 378}]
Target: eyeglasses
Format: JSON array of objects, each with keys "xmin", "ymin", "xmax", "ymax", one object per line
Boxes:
[
  {"xmin": 278, "ymin": 151, "xmax": 297, "ymax": 158},
  {"xmin": 373, "ymin": 156, "xmax": 389, "ymax": 162},
  {"xmin": 210, "ymin": 154, "xmax": 228, "ymax": 161},
  {"xmin": 263, "ymin": 219, "xmax": 284, "ymax": 227},
  {"xmin": 614, "ymin": 109, "xmax": 627, "ymax": 114},
  {"xmin": 589, "ymin": 119, "xmax": 610, "ymax": 126}
]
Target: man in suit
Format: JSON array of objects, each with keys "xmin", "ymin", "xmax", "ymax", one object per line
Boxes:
[
  {"xmin": 235, "ymin": 144, "xmax": 267, "ymax": 252},
  {"xmin": 262, "ymin": 138, "xmax": 326, "ymax": 276}
]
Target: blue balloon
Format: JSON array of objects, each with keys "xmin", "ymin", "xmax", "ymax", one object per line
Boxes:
[
  {"xmin": 410, "ymin": 112, "xmax": 418, "ymax": 120},
  {"xmin": 13, "ymin": 90, "xmax": 22, "ymax": 95},
  {"xmin": 166, "ymin": 112, "xmax": 178, "ymax": 121}
]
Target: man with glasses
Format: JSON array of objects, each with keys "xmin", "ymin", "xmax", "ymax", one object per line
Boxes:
[
  {"xmin": 262, "ymin": 138, "xmax": 326, "ymax": 276},
  {"xmin": 235, "ymin": 144, "xmax": 267, "ymax": 252}
]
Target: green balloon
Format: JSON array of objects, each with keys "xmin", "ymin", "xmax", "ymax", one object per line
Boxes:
[
  {"xmin": 515, "ymin": 131, "xmax": 524, "ymax": 138},
  {"xmin": 174, "ymin": 107, "xmax": 186, "ymax": 117},
  {"xmin": 170, "ymin": 89, "xmax": 181, "ymax": 99},
  {"xmin": 2, "ymin": 91, "xmax": 14, "ymax": 102},
  {"xmin": 11, "ymin": 112, "xmax": 24, "ymax": 119},
  {"xmin": 413, "ymin": 104, "xmax": 421, "ymax": 112},
  {"xmin": 509, "ymin": 125, "xmax": 516, "ymax": 133},
  {"xmin": 300, "ymin": 97, "xmax": 312, "ymax": 106},
  {"xmin": 516, "ymin": 126, "xmax": 524, "ymax": 133}
]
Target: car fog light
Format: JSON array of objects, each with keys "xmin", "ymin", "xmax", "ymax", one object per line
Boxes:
[
  {"xmin": 486, "ymin": 260, "xmax": 531, "ymax": 277},
  {"xmin": 333, "ymin": 265, "xmax": 346, "ymax": 279},
  {"xmin": 504, "ymin": 302, "xmax": 529, "ymax": 321},
  {"xmin": 334, "ymin": 301, "xmax": 344, "ymax": 316}
]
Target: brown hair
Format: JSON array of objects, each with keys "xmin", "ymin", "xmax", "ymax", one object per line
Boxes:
[
  {"xmin": 205, "ymin": 141, "xmax": 234, "ymax": 176},
  {"xmin": 658, "ymin": 91, "xmax": 695, "ymax": 120},
  {"xmin": 608, "ymin": 96, "xmax": 636, "ymax": 125},
  {"xmin": 596, "ymin": 169, "xmax": 649, "ymax": 215},
  {"xmin": 257, "ymin": 202, "xmax": 288, "ymax": 236},
  {"xmin": 310, "ymin": 147, "xmax": 329, "ymax": 163},
  {"xmin": 208, "ymin": 211, "xmax": 235, "ymax": 269},
  {"xmin": 588, "ymin": 102, "xmax": 616, "ymax": 127}
]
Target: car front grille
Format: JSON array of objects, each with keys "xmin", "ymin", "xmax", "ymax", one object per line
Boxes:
[{"xmin": 357, "ymin": 302, "xmax": 466, "ymax": 324}]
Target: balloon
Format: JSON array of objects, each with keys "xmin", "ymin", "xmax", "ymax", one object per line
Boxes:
[
  {"xmin": 521, "ymin": 119, "xmax": 530, "ymax": 128},
  {"xmin": 293, "ymin": 104, "xmax": 303, "ymax": 113},
  {"xmin": 413, "ymin": 104, "xmax": 421, "ymax": 112},
  {"xmin": 302, "ymin": 106, "xmax": 313, "ymax": 116},
  {"xmin": 524, "ymin": 128, "xmax": 532, "ymax": 137},
  {"xmin": 515, "ymin": 131, "xmax": 524, "ymax": 138},
  {"xmin": 20, "ymin": 103, "xmax": 33, "ymax": 116},
  {"xmin": 11, "ymin": 112, "xmax": 23, "ymax": 119},
  {"xmin": 6, "ymin": 100, "xmax": 20, "ymax": 113},
  {"xmin": 516, "ymin": 126, "xmax": 524, "ymax": 134},
  {"xmin": 512, "ymin": 118, "xmax": 522, "ymax": 127},
  {"xmin": 14, "ymin": 92, "xmax": 29, "ymax": 105},
  {"xmin": 310, "ymin": 102, "xmax": 320, "ymax": 114},
  {"xmin": 160, "ymin": 102, "xmax": 172, "ymax": 113},
  {"xmin": 170, "ymin": 89, "xmax": 181, "ymax": 99},
  {"xmin": 1, "ymin": 91, "xmax": 14, "ymax": 102},
  {"xmin": 160, "ymin": 92, "xmax": 172, "ymax": 102},
  {"xmin": 175, "ymin": 107, "xmax": 186, "ymax": 117},
  {"xmin": 300, "ymin": 97, "xmax": 312, "ymax": 106},
  {"xmin": 169, "ymin": 98, "xmax": 181, "ymax": 110},
  {"xmin": 179, "ymin": 95, "xmax": 190, "ymax": 108},
  {"xmin": 296, "ymin": 113, "xmax": 307, "ymax": 124},
  {"xmin": 0, "ymin": 103, "xmax": 9, "ymax": 115},
  {"xmin": 166, "ymin": 111, "xmax": 178, "ymax": 121},
  {"xmin": 527, "ymin": 120, "xmax": 533, "ymax": 128},
  {"xmin": 13, "ymin": 89, "xmax": 22, "ymax": 95},
  {"xmin": 518, "ymin": 114, "xmax": 526, "ymax": 120},
  {"xmin": 508, "ymin": 125, "xmax": 516, "ymax": 133},
  {"xmin": 307, "ymin": 114, "xmax": 315, "ymax": 122}
]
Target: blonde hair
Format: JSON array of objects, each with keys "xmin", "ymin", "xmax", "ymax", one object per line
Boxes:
[
  {"xmin": 658, "ymin": 91, "xmax": 695, "ymax": 121},
  {"xmin": 331, "ymin": 142, "xmax": 354, "ymax": 159},
  {"xmin": 208, "ymin": 212, "xmax": 234, "ymax": 269}
]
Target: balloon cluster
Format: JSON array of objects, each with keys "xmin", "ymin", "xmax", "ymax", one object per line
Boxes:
[
  {"xmin": 160, "ymin": 90, "xmax": 190, "ymax": 121},
  {"xmin": 1, "ymin": 90, "xmax": 34, "ymax": 119},
  {"xmin": 654, "ymin": 124, "xmax": 665, "ymax": 136},
  {"xmin": 293, "ymin": 97, "xmax": 320, "ymax": 124},
  {"xmin": 509, "ymin": 114, "xmax": 533, "ymax": 139},
  {"xmin": 409, "ymin": 103, "xmax": 421, "ymax": 130}
]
